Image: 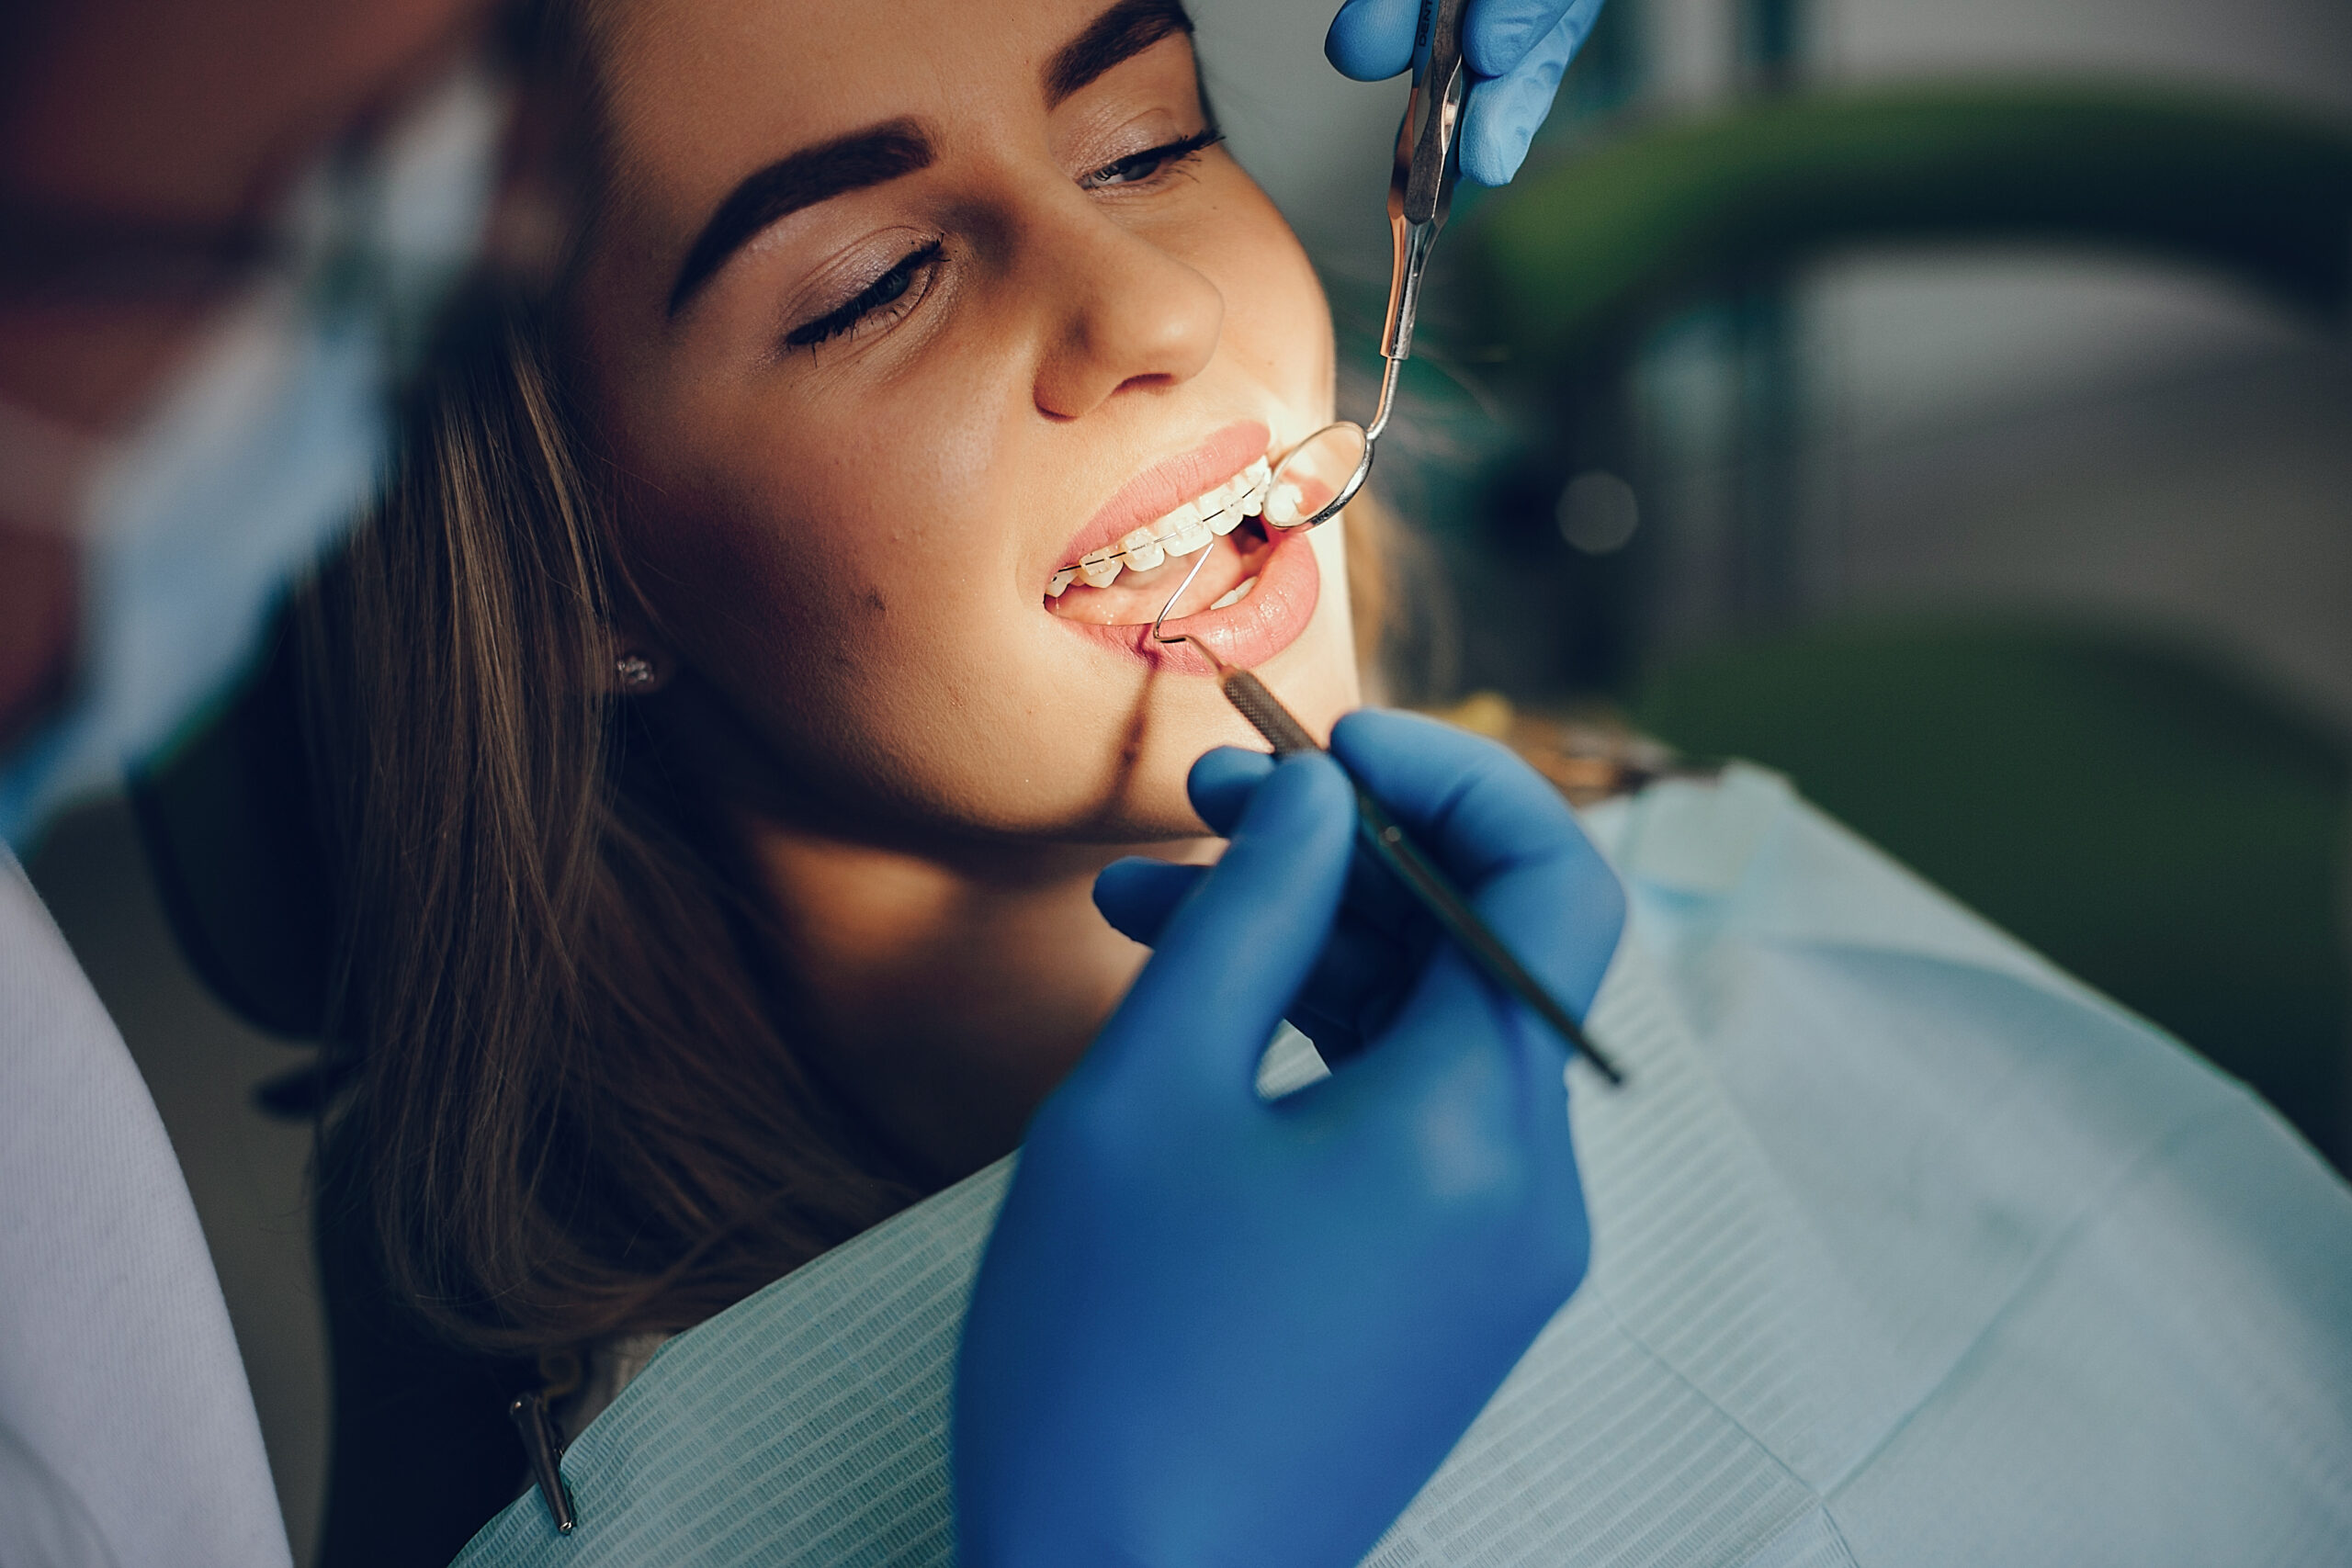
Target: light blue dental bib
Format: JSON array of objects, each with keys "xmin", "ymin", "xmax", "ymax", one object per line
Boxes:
[{"xmin": 456, "ymin": 766, "xmax": 2352, "ymax": 1567}]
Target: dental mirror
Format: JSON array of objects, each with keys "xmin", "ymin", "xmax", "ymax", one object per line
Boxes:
[
  {"xmin": 1261, "ymin": 421, "xmax": 1370, "ymax": 532},
  {"xmin": 1181, "ymin": 0, "xmax": 1467, "ymax": 553}
]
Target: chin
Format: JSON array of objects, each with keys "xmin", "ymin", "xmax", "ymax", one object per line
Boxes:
[{"xmin": 1104, "ymin": 551, "xmax": 1363, "ymax": 840}]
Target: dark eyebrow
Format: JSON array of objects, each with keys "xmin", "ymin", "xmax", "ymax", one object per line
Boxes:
[
  {"xmin": 1045, "ymin": 0, "xmax": 1194, "ymax": 108},
  {"xmin": 667, "ymin": 118, "xmax": 933, "ymax": 318}
]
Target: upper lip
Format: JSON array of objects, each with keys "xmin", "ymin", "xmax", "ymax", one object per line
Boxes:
[{"xmin": 1053, "ymin": 420, "xmax": 1272, "ymax": 574}]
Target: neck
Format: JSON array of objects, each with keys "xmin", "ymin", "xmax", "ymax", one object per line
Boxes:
[{"xmin": 741, "ymin": 818, "xmax": 1207, "ymax": 1187}]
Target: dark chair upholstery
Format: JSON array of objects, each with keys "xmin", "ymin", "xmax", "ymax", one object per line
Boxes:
[{"xmin": 131, "ymin": 622, "xmax": 533, "ymax": 1566}]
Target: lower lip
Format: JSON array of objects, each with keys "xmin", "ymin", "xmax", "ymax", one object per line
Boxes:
[{"xmin": 1054, "ymin": 525, "xmax": 1321, "ymax": 675}]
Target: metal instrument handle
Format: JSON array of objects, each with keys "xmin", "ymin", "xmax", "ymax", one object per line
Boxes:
[
  {"xmin": 1379, "ymin": 0, "xmax": 1469, "ymax": 363},
  {"xmin": 1404, "ymin": 0, "xmax": 1470, "ymax": 224}
]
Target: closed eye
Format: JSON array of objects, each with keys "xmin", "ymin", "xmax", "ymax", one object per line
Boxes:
[
  {"xmin": 1080, "ymin": 128, "xmax": 1224, "ymax": 191},
  {"xmin": 785, "ymin": 240, "xmax": 944, "ymax": 349}
]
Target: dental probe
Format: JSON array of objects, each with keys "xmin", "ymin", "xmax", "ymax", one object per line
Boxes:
[
  {"xmin": 1183, "ymin": 634, "xmax": 1623, "ymax": 1087},
  {"xmin": 1152, "ymin": 545, "xmax": 1623, "ymax": 1087}
]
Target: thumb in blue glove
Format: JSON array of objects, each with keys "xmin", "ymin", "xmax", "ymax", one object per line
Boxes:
[
  {"xmin": 954, "ymin": 711, "xmax": 1625, "ymax": 1568},
  {"xmin": 1327, "ymin": 0, "xmax": 1609, "ymax": 185}
]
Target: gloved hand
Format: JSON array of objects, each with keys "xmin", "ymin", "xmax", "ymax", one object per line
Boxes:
[
  {"xmin": 1327, "ymin": 0, "xmax": 1609, "ymax": 185},
  {"xmin": 954, "ymin": 709, "xmax": 1625, "ymax": 1568}
]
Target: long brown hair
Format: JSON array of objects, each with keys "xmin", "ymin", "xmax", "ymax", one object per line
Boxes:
[
  {"xmin": 297, "ymin": 0, "xmax": 1405, "ymax": 1359},
  {"xmin": 299, "ymin": 288, "xmax": 927, "ymax": 1355}
]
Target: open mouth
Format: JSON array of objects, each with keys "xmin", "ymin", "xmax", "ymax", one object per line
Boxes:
[
  {"xmin": 1045, "ymin": 514, "xmax": 1279, "ymax": 626},
  {"xmin": 1041, "ymin": 424, "xmax": 1324, "ymax": 672},
  {"xmin": 1045, "ymin": 455, "xmax": 1291, "ymax": 626}
]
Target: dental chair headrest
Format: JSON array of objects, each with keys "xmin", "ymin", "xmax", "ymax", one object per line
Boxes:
[{"xmin": 130, "ymin": 609, "xmax": 334, "ymax": 1043}]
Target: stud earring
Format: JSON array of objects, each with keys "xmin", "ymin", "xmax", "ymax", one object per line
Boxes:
[{"xmin": 614, "ymin": 652, "xmax": 659, "ymax": 692}]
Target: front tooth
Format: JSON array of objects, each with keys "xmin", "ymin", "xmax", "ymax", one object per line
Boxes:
[
  {"xmin": 1164, "ymin": 513, "xmax": 1213, "ymax": 555},
  {"xmin": 1245, "ymin": 457, "xmax": 1271, "ymax": 487},
  {"xmin": 1263, "ymin": 482, "xmax": 1305, "ymax": 526},
  {"xmin": 1210, "ymin": 579, "xmax": 1254, "ymax": 611},
  {"xmin": 1206, "ymin": 502, "xmax": 1244, "ymax": 536},
  {"xmin": 1120, "ymin": 526, "xmax": 1165, "ymax": 571},
  {"xmin": 1047, "ymin": 568, "xmax": 1077, "ymax": 598},
  {"xmin": 1079, "ymin": 547, "xmax": 1122, "ymax": 588}
]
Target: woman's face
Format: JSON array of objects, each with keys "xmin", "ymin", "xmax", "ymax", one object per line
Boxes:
[{"xmin": 572, "ymin": 0, "xmax": 1359, "ymax": 843}]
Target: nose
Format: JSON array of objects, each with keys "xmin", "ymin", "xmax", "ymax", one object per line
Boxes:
[{"xmin": 1026, "ymin": 197, "xmax": 1224, "ymax": 422}]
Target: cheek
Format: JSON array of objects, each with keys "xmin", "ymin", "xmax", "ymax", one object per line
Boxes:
[
  {"xmin": 610, "ymin": 344, "xmax": 1060, "ymax": 819},
  {"xmin": 625, "ymin": 355, "xmax": 1010, "ymax": 668},
  {"xmin": 1183, "ymin": 192, "xmax": 1333, "ymax": 410}
]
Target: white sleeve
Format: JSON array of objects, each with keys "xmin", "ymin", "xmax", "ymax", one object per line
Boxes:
[{"xmin": 0, "ymin": 849, "xmax": 290, "ymax": 1568}]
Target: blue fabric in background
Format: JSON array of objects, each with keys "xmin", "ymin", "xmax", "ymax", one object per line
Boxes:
[{"xmin": 455, "ymin": 766, "xmax": 2352, "ymax": 1566}]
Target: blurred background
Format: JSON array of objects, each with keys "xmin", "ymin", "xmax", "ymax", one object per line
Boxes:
[
  {"xmin": 1196, "ymin": 0, "xmax": 2352, "ymax": 716},
  {"xmin": 19, "ymin": 2, "xmax": 2352, "ymax": 1561}
]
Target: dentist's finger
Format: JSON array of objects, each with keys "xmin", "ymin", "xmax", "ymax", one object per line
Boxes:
[
  {"xmin": 1192, "ymin": 739, "xmax": 1434, "ymax": 944},
  {"xmin": 1096, "ymin": 854, "xmax": 1428, "ymax": 1064},
  {"xmin": 1329, "ymin": 711, "xmax": 1585, "ymax": 886},
  {"xmin": 1187, "ymin": 745, "xmax": 1277, "ymax": 837},
  {"xmin": 1089, "ymin": 752, "xmax": 1358, "ymax": 1101},
  {"xmin": 1462, "ymin": 0, "xmax": 1599, "ymax": 80},
  {"xmin": 1326, "ymin": 0, "xmax": 1423, "ymax": 81},
  {"xmin": 1281, "ymin": 908, "xmax": 1421, "ymax": 1062},
  {"xmin": 1329, "ymin": 710, "xmax": 1623, "ymax": 1015},
  {"xmin": 1458, "ymin": 2, "xmax": 1599, "ymax": 185},
  {"xmin": 1094, "ymin": 858, "xmax": 1205, "ymax": 947}
]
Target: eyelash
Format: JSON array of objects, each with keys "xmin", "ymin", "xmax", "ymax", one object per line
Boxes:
[
  {"xmin": 1080, "ymin": 128, "xmax": 1224, "ymax": 191},
  {"xmin": 786, "ymin": 239, "xmax": 944, "ymax": 349},
  {"xmin": 779, "ymin": 130, "xmax": 1222, "ymax": 352}
]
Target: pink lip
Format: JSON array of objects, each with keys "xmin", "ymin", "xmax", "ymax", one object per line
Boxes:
[
  {"xmin": 1054, "ymin": 420, "xmax": 1272, "ymax": 573},
  {"xmin": 1056, "ymin": 524, "xmax": 1321, "ymax": 675}
]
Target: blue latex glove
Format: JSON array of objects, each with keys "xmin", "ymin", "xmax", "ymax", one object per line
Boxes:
[
  {"xmin": 1327, "ymin": 0, "xmax": 1609, "ymax": 185},
  {"xmin": 954, "ymin": 710, "xmax": 1625, "ymax": 1568}
]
